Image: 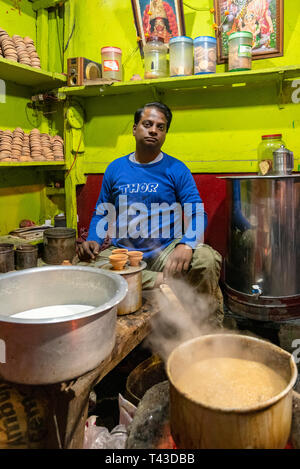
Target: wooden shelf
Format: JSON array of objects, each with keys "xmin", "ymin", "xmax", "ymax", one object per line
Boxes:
[
  {"xmin": 57, "ymin": 65, "xmax": 300, "ymax": 98},
  {"xmin": 0, "ymin": 57, "xmax": 67, "ymax": 89},
  {"xmin": 0, "ymin": 161, "xmax": 65, "ymax": 167}
]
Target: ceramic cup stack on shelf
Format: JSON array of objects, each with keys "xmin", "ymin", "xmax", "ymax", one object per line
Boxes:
[
  {"xmin": 0, "ymin": 27, "xmax": 41, "ymax": 68},
  {"xmin": 0, "ymin": 128, "xmax": 64, "ymax": 163}
]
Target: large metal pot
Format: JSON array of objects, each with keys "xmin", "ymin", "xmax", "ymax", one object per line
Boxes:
[
  {"xmin": 223, "ymin": 175, "xmax": 300, "ymax": 320},
  {"xmin": 0, "ymin": 266, "xmax": 128, "ymax": 385},
  {"xmin": 167, "ymin": 334, "xmax": 297, "ymax": 449}
]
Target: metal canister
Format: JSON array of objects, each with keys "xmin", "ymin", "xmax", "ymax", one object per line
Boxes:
[
  {"xmin": 101, "ymin": 261, "xmax": 147, "ymax": 315},
  {"xmin": 43, "ymin": 227, "xmax": 76, "ymax": 265},
  {"xmin": 15, "ymin": 244, "xmax": 38, "ymax": 270},
  {"xmin": 273, "ymin": 145, "xmax": 294, "ymax": 175},
  {"xmin": 0, "ymin": 243, "xmax": 14, "ymax": 273}
]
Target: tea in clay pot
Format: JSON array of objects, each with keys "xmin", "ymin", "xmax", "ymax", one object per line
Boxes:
[
  {"xmin": 128, "ymin": 251, "xmax": 143, "ymax": 266},
  {"xmin": 109, "ymin": 254, "xmax": 128, "ymax": 271}
]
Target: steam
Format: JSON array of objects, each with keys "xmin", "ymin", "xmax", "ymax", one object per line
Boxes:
[{"xmin": 145, "ymin": 278, "xmax": 225, "ymax": 363}]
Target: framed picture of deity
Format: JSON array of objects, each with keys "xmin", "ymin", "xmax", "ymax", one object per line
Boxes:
[
  {"xmin": 213, "ymin": 0, "xmax": 284, "ymax": 63},
  {"xmin": 131, "ymin": 0, "xmax": 186, "ymax": 53}
]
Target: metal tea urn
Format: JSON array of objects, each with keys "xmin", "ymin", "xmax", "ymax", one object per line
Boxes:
[
  {"xmin": 223, "ymin": 174, "xmax": 300, "ymax": 321},
  {"xmin": 273, "ymin": 145, "xmax": 294, "ymax": 175}
]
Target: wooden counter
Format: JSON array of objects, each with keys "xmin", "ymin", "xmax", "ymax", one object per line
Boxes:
[{"xmin": 3, "ymin": 295, "xmax": 159, "ymax": 449}]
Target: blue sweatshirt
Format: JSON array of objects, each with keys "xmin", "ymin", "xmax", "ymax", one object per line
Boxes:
[{"xmin": 87, "ymin": 153, "xmax": 207, "ymax": 259}]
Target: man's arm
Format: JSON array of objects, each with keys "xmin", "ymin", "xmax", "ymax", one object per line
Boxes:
[{"xmin": 164, "ymin": 166, "xmax": 207, "ymax": 278}]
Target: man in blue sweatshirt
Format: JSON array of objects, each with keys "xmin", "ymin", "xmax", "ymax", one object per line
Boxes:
[{"xmin": 78, "ymin": 102, "xmax": 223, "ymax": 324}]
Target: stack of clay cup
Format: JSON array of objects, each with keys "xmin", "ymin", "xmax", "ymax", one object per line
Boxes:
[
  {"xmin": 0, "ymin": 27, "xmax": 41, "ymax": 68},
  {"xmin": 0, "ymin": 28, "xmax": 18, "ymax": 62},
  {"xmin": 0, "ymin": 127, "xmax": 64, "ymax": 163},
  {"xmin": 109, "ymin": 248, "xmax": 143, "ymax": 270}
]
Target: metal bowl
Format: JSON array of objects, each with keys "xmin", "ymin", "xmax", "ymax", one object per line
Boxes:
[{"xmin": 0, "ymin": 266, "xmax": 128, "ymax": 384}]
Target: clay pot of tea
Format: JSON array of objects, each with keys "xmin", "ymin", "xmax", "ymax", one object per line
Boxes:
[
  {"xmin": 112, "ymin": 248, "xmax": 129, "ymax": 255},
  {"xmin": 128, "ymin": 251, "xmax": 143, "ymax": 267},
  {"xmin": 109, "ymin": 254, "xmax": 128, "ymax": 271}
]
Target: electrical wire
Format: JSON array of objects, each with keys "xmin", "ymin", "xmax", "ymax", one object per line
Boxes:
[{"xmin": 65, "ymin": 131, "xmax": 82, "ymax": 179}]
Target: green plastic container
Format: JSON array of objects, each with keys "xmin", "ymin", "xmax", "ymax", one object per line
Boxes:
[{"xmin": 228, "ymin": 31, "xmax": 253, "ymax": 72}]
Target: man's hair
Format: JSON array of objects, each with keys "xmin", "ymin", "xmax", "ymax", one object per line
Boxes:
[{"xmin": 134, "ymin": 102, "xmax": 173, "ymax": 132}]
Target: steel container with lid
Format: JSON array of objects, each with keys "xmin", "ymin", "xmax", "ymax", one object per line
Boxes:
[
  {"xmin": 169, "ymin": 36, "xmax": 193, "ymax": 77},
  {"xmin": 144, "ymin": 36, "xmax": 168, "ymax": 79},
  {"xmin": 273, "ymin": 145, "xmax": 294, "ymax": 175},
  {"xmin": 43, "ymin": 227, "xmax": 76, "ymax": 265}
]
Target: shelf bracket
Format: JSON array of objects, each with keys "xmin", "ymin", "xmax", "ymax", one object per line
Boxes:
[
  {"xmin": 276, "ymin": 71, "xmax": 285, "ymax": 110},
  {"xmin": 151, "ymin": 86, "xmax": 165, "ymax": 102}
]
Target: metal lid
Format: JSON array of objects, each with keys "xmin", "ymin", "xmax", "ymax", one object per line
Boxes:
[
  {"xmin": 146, "ymin": 35, "xmax": 165, "ymax": 43},
  {"xmin": 44, "ymin": 227, "xmax": 76, "ymax": 239},
  {"xmin": 169, "ymin": 36, "xmax": 193, "ymax": 45},
  {"xmin": 262, "ymin": 134, "xmax": 282, "ymax": 139},
  {"xmin": 194, "ymin": 36, "xmax": 217, "ymax": 45},
  {"xmin": 228, "ymin": 31, "xmax": 253, "ymax": 41},
  {"xmin": 273, "ymin": 144, "xmax": 293, "ymax": 156},
  {"xmin": 101, "ymin": 47, "xmax": 122, "ymax": 54}
]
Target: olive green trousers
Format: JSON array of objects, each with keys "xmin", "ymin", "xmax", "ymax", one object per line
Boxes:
[{"xmin": 98, "ymin": 240, "xmax": 224, "ymax": 327}]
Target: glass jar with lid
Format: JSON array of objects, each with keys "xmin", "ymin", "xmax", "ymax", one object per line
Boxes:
[
  {"xmin": 169, "ymin": 36, "xmax": 193, "ymax": 77},
  {"xmin": 257, "ymin": 134, "xmax": 285, "ymax": 173},
  {"xmin": 144, "ymin": 36, "xmax": 168, "ymax": 80},
  {"xmin": 228, "ymin": 31, "xmax": 253, "ymax": 72}
]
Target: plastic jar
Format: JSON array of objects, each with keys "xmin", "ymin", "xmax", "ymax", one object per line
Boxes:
[
  {"xmin": 228, "ymin": 32, "xmax": 253, "ymax": 72},
  {"xmin": 144, "ymin": 36, "xmax": 168, "ymax": 80},
  {"xmin": 101, "ymin": 47, "xmax": 122, "ymax": 81},
  {"xmin": 169, "ymin": 36, "xmax": 193, "ymax": 77},
  {"xmin": 193, "ymin": 36, "xmax": 217, "ymax": 75},
  {"xmin": 257, "ymin": 134, "xmax": 285, "ymax": 172}
]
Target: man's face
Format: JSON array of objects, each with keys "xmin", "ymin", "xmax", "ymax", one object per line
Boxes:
[{"xmin": 133, "ymin": 107, "xmax": 168, "ymax": 151}]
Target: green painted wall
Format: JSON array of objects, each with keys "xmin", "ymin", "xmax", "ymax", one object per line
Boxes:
[
  {"xmin": 0, "ymin": 0, "xmax": 65, "ymax": 236},
  {"xmin": 63, "ymin": 0, "xmax": 300, "ymax": 174}
]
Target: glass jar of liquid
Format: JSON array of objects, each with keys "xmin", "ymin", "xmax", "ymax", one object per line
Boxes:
[{"xmin": 144, "ymin": 36, "xmax": 168, "ymax": 80}]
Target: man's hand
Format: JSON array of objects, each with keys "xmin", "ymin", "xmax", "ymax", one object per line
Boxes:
[
  {"xmin": 163, "ymin": 244, "xmax": 193, "ymax": 280},
  {"xmin": 78, "ymin": 241, "xmax": 101, "ymax": 260}
]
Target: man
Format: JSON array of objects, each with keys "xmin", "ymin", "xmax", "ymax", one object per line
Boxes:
[{"xmin": 78, "ymin": 102, "xmax": 223, "ymax": 325}]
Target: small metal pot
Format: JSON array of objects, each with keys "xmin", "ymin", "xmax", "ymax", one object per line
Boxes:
[
  {"xmin": 15, "ymin": 244, "xmax": 38, "ymax": 270},
  {"xmin": 0, "ymin": 266, "xmax": 128, "ymax": 384},
  {"xmin": 0, "ymin": 243, "xmax": 15, "ymax": 273},
  {"xmin": 273, "ymin": 145, "xmax": 294, "ymax": 175},
  {"xmin": 43, "ymin": 227, "xmax": 76, "ymax": 265},
  {"xmin": 100, "ymin": 261, "xmax": 147, "ymax": 315}
]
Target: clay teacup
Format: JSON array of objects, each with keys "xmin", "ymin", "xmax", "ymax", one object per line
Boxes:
[
  {"xmin": 127, "ymin": 250, "xmax": 143, "ymax": 267},
  {"xmin": 112, "ymin": 248, "xmax": 129, "ymax": 255},
  {"xmin": 109, "ymin": 254, "xmax": 128, "ymax": 271}
]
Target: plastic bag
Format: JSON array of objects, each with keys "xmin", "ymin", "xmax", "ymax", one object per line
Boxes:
[{"xmin": 83, "ymin": 394, "xmax": 137, "ymax": 449}]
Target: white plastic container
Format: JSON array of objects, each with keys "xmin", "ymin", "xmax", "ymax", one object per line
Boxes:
[
  {"xmin": 101, "ymin": 47, "xmax": 122, "ymax": 81},
  {"xmin": 194, "ymin": 36, "xmax": 217, "ymax": 75},
  {"xmin": 169, "ymin": 36, "xmax": 193, "ymax": 77}
]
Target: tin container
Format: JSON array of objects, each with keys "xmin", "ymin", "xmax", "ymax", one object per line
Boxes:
[
  {"xmin": 273, "ymin": 145, "xmax": 294, "ymax": 175},
  {"xmin": 169, "ymin": 36, "xmax": 193, "ymax": 77},
  {"xmin": 0, "ymin": 243, "xmax": 14, "ymax": 273},
  {"xmin": 15, "ymin": 244, "xmax": 38, "ymax": 270},
  {"xmin": 101, "ymin": 261, "xmax": 147, "ymax": 315},
  {"xmin": 43, "ymin": 227, "xmax": 76, "ymax": 265}
]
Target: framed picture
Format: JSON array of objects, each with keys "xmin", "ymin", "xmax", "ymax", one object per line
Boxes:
[
  {"xmin": 214, "ymin": 0, "xmax": 284, "ymax": 63},
  {"xmin": 131, "ymin": 0, "xmax": 185, "ymax": 53}
]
